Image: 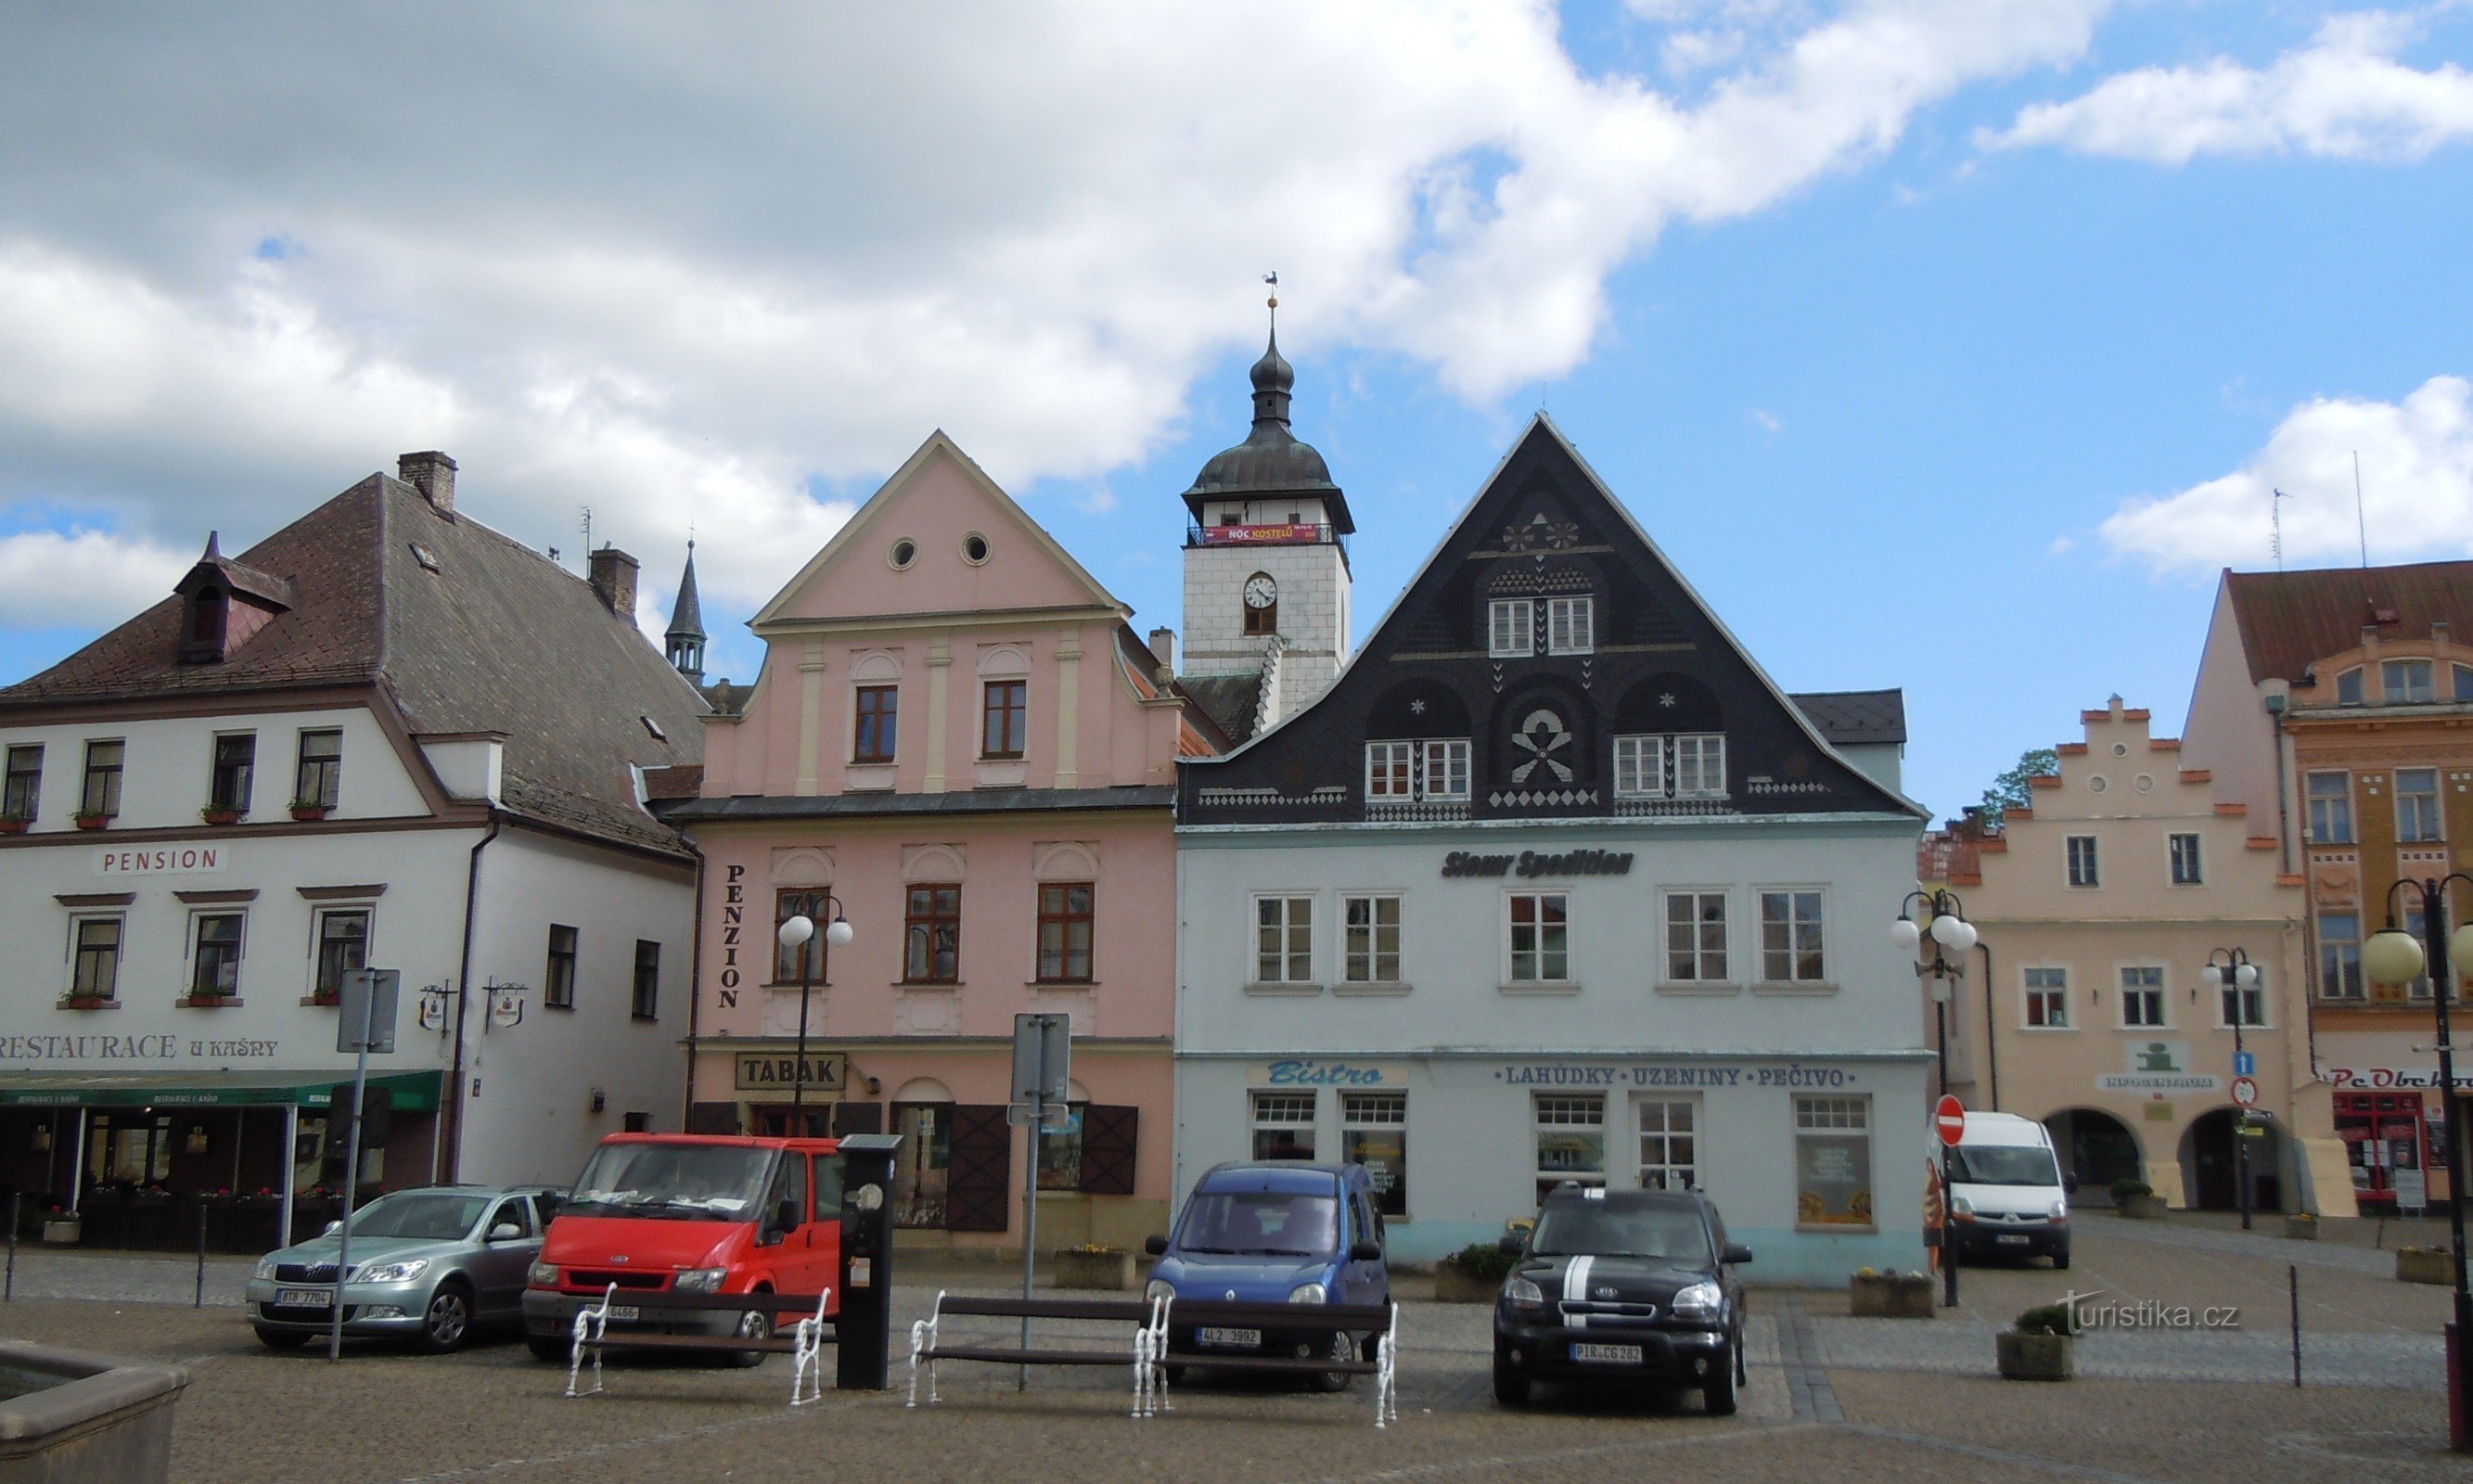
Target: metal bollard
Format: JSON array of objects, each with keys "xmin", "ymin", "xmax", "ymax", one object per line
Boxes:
[
  {"xmin": 195, "ymin": 1205, "xmax": 208, "ymax": 1309},
  {"xmin": 2288, "ymin": 1262, "xmax": 2300, "ymax": 1388},
  {"xmin": 6, "ymin": 1192, "xmax": 17, "ymax": 1302}
]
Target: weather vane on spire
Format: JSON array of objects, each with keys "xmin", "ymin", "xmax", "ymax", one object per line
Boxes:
[{"xmin": 1263, "ymin": 271, "xmax": 1279, "ymax": 326}]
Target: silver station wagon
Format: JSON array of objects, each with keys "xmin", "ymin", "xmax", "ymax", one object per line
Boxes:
[{"xmin": 246, "ymin": 1185, "xmax": 562, "ymax": 1352}]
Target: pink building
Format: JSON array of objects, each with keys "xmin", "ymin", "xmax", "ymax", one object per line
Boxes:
[{"xmin": 660, "ymin": 433, "xmax": 1224, "ymax": 1251}]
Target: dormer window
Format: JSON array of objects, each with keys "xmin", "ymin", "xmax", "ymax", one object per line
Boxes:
[
  {"xmin": 2383, "ymin": 658, "xmax": 2435, "ymax": 703},
  {"xmin": 172, "ymin": 532, "xmax": 291, "ymax": 665},
  {"xmin": 181, "ymin": 584, "xmax": 227, "ymax": 664},
  {"xmin": 2337, "ymin": 666, "xmax": 2364, "ymax": 705}
]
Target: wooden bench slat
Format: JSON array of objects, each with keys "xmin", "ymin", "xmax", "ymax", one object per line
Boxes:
[
  {"xmin": 921, "ymin": 1347, "xmax": 1141, "ymax": 1366},
  {"xmin": 586, "ymin": 1334, "xmax": 808, "ymax": 1353},
  {"xmin": 934, "ymin": 1298, "xmax": 1155, "ymax": 1323}
]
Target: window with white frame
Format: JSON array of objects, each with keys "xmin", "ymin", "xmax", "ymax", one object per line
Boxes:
[
  {"xmin": 1793, "ymin": 1095, "xmax": 1873, "ymax": 1227},
  {"xmin": 2168, "ymin": 833, "xmax": 2202, "ymax": 885},
  {"xmin": 2066, "ymin": 835, "xmax": 2099, "ymax": 888},
  {"xmin": 1342, "ymin": 1091, "xmax": 1407, "ymax": 1215},
  {"xmin": 1507, "ymin": 893, "xmax": 1570, "ymax": 983},
  {"xmin": 312, "ymin": 907, "xmax": 370, "ymax": 1003},
  {"xmin": 2337, "ymin": 667, "xmax": 2364, "ymax": 705},
  {"xmin": 2397, "ymin": 768, "xmax": 2443, "ymax": 842},
  {"xmin": 2319, "ymin": 913, "xmax": 2364, "ymax": 1001},
  {"xmin": 1422, "ymin": 739, "xmax": 1470, "ymax": 800},
  {"xmin": 1613, "ymin": 735, "xmax": 1663, "ymax": 799},
  {"xmin": 1365, "ymin": 740, "xmax": 1413, "ymax": 800},
  {"xmin": 1254, "ymin": 896, "xmax": 1313, "ymax": 984},
  {"xmin": 1545, "ymin": 596, "xmax": 1594, "ymax": 655},
  {"xmin": 1636, "ymin": 1096, "xmax": 1699, "ymax": 1191},
  {"xmin": 189, "ymin": 913, "xmax": 245, "ymax": 1000},
  {"xmin": 1758, "ymin": 889, "xmax": 1825, "ymax": 983},
  {"xmin": 1533, "ymin": 1094, "xmax": 1605, "ymax": 1203},
  {"xmin": 2120, "ymin": 966, "xmax": 2166, "ymax": 1027},
  {"xmin": 1365, "ymin": 739, "xmax": 1468, "ymax": 802},
  {"xmin": 1672, "ymin": 734, "xmax": 1726, "ymax": 798},
  {"xmin": 2023, "ymin": 966, "xmax": 2069, "ymax": 1028},
  {"xmin": 1488, "ymin": 599, "xmax": 1533, "ymax": 658},
  {"xmin": 1342, "ymin": 894, "xmax": 1401, "ymax": 983},
  {"xmin": 2222, "ymin": 970, "xmax": 2269, "ymax": 1027},
  {"xmin": 2384, "ymin": 658, "xmax": 2436, "ymax": 703},
  {"xmin": 2307, "ymin": 772, "xmax": 2352, "ymax": 843},
  {"xmin": 1663, "ymin": 890, "xmax": 1728, "ymax": 982},
  {"xmin": 1250, "ymin": 1090, "xmax": 1317, "ymax": 1160},
  {"xmin": 68, "ymin": 916, "xmax": 121, "ymax": 1003}
]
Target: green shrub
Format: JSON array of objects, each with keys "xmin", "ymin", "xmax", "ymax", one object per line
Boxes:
[
  {"xmin": 2015, "ymin": 1303, "xmax": 2076, "ymax": 1337},
  {"xmin": 2108, "ymin": 1178, "xmax": 2153, "ymax": 1202},
  {"xmin": 1447, "ymin": 1241, "xmax": 1516, "ymax": 1282}
]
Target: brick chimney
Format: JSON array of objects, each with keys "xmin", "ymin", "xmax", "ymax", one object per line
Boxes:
[
  {"xmin": 397, "ymin": 451, "xmax": 456, "ymax": 518},
  {"xmin": 589, "ymin": 545, "xmax": 639, "ymax": 618},
  {"xmin": 1148, "ymin": 627, "xmax": 1177, "ymax": 672}
]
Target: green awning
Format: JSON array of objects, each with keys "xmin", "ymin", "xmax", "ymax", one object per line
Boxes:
[{"xmin": 0, "ymin": 1069, "xmax": 442, "ymax": 1112}]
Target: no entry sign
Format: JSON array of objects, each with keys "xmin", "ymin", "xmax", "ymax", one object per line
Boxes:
[
  {"xmin": 1935, "ymin": 1094, "xmax": 1967, "ymax": 1146},
  {"xmin": 2230, "ymin": 1075, "xmax": 2260, "ymax": 1107}
]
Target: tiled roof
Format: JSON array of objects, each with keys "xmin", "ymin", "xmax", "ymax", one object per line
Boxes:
[
  {"xmin": 660, "ymin": 786, "xmax": 1176, "ymax": 823},
  {"xmin": 1789, "ymin": 688, "xmax": 1907, "ymax": 747},
  {"xmin": 2224, "ymin": 561, "xmax": 2473, "ymax": 683},
  {"xmin": 1179, "ymin": 673, "xmax": 1265, "ymax": 745},
  {"xmin": 0, "ymin": 472, "xmax": 708, "ymax": 857}
]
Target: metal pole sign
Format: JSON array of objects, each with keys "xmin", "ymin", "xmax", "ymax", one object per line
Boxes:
[
  {"xmin": 327, "ymin": 968, "xmax": 400, "ymax": 1362},
  {"xmin": 1934, "ymin": 1094, "xmax": 1965, "ymax": 1309},
  {"xmin": 1010, "ymin": 1013, "xmax": 1070, "ymax": 1389}
]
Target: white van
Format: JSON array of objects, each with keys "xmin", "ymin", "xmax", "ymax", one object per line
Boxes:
[{"xmin": 1943, "ymin": 1111, "xmax": 2071, "ymax": 1269}]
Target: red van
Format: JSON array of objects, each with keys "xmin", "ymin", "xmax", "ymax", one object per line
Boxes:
[{"xmin": 520, "ymin": 1132, "xmax": 842, "ymax": 1363}]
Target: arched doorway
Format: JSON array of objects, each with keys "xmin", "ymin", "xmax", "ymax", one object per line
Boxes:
[
  {"xmin": 2184, "ymin": 1109, "xmax": 2285, "ymax": 1212},
  {"xmin": 2044, "ymin": 1109, "xmax": 2142, "ymax": 1203}
]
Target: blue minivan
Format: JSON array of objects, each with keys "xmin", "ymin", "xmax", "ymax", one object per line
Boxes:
[{"xmin": 1143, "ymin": 1162, "xmax": 1391, "ymax": 1389}]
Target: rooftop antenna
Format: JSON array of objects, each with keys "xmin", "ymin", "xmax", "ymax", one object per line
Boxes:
[
  {"xmin": 2352, "ymin": 451, "xmax": 2369, "ymax": 569},
  {"xmin": 2271, "ymin": 487, "xmax": 2292, "ymax": 571},
  {"xmin": 580, "ymin": 505, "xmax": 594, "ymax": 564}
]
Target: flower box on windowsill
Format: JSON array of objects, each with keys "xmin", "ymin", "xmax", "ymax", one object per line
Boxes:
[
  {"xmin": 174, "ymin": 994, "xmax": 241, "ymax": 1010},
  {"xmin": 72, "ymin": 813, "xmax": 109, "ymax": 831},
  {"xmin": 199, "ymin": 807, "xmax": 241, "ymax": 826},
  {"xmin": 301, "ymin": 992, "xmax": 341, "ymax": 1008},
  {"xmin": 0, "ymin": 817, "xmax": 28, "ymax": 836},
  {"xmin": 57, "ymin": 997, "xmax": 117, "ymax": 1012},
  {"xmin": 288, "ymin": 803, "xmax": 330, "ymax": 822}
]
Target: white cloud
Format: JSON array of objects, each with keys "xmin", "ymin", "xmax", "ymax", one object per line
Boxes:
[
  {"xmin": 1983, "ymin": 9, "xmax": 2473, "ymax": 162},
  {"xmin": 2100, "ymin": 375, "xmax": 2473, "ymax": 573},
  {"xmin": 1749, "ymin": 407, "xmax": 1785, "ymax": 432},
  {"xmin": 0, "ymin": 528, "xmax": 190, "ymax": 630}
]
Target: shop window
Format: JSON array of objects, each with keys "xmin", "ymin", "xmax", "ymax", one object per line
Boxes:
[
  {"xmin": 294, "ymin": 729, "xmax": 341, "ymax": 810},
  {"xmin": 545, "ymin": 924, "xmax": 578, "ymax": 1008},
  {"xmin": 2320, "ymin": 914, "xmax": 2364, "ymax": 1000},
  {"xmin": 81, "ymin": 739, "xmax": 123, "ymax": 818},
  {"xmin": 1251, "ymin": 1090, "xmax": 1317, "ymax": 1160},
  {"xmin": 89, "ymin": 1113, "xmax": 173, "ymax": 1186},
  {"xmin": 1545, "ymin": 596, "xmax": 1594, "ymax": 656},
  {"xmin": 2307, "ymin": 772, "xmax": 2352, "ymax": 843},
  {"xmin": 1508, "ymin": 893, "xmax": 1570, "ymax": 983},
  {"xmin": 1663, "ymin": 890, "xmax": 1728, "ymax": 982},
  {"xmin": 1254, "ymin": 896, "xmax": 1313, "ymax": 984},
  {"xmin": 1636, "ymin": 1096, "xmax": 1698, "ymax": 1191},
  {"xmin": 1342, "ymin": 1091, "xmax": 1407, "ymax": 1216},
  {"xmin": 189, "ymin": 913, "xmax": 244, "ymax": 998},
  {"xmin": 1035, "ymin": 882, "xmax": 1094, "ymax": 983},
  {"xmin": 1793, "ymin": 1094, "xmax": 1873, "ymax": 1228},
  {"xmin": 980, "ymin": 680, "xmax": 1027, "ymax": 760},
  {"xmin": 3, "ymin": 744, "xmax": 40, "ymax": 822},
  {"xmin": 68, "ymin": 916, "xmax": 121, "ymax": 1003},
  {"xmin": 2384, "ymin": 659, "xmax": 2435, "ymax": 703},
  {"xmin": 2168, "ymin": 833, "xmax": 2202, "ymax": 885},
  {"xmin": 892, "ymin": 1101, "xmax": 954, "ymax": 1229},
  {"xmin": 632, "ymin": 940, "xmax": 660, "ymax": 1020},
  {"xmin": 313, "ymin": 908, "xmax": 369, "ymax": 1003},
  {"xmin": 775, "ymin": 890, "xmax": 827, "ymax": 981},
  {"xmin": 209, "ymin": 733, "xmax": 255, "ymax": 813},
  {"xmin": 1341, "ymin": 894, "xmax": 1401, "ymax": 983},
  {"xmin": 853, "ymin": 685, "xmax": 898, "ymax": 763},
  {"xmin": 2023, "ymin": 966, "xmax": 2069, "ymax": 1028},
  {"xmin": 2398, "ymin": 768, "xmax": 2444, "ymax": 842},
  {"xmin": 2120, "ymin": 966, "xmax": 2166, "ymax": 1027},
  {"xmin": 1488, "ymin": 599, "xmax": 1533, "ymax": 658},
  {"xmin": 1533, "ymin": 1094, "xmax": 1605, "ymax": 1205},
  {"xmin": 1758, "ymin": 889, "xmax": 1826, "ymax": 983},
  {"xmin": 903, "ymin": 885, "xmax": 962, "ymax": 983},
  {"xmin": 2066, "ymin": 835, "xmax": 2099, "ymax": 888}
]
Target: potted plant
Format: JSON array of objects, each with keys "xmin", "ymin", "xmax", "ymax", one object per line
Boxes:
[
  {"xmin": 58, "ymin": 991, "xmax": 110, "ymax": 1011},
  {"xmin": 199, "ymin": 805, "xmax": 240, "ymax": 825},
  {"xmin": 0, "ymin": 812, "xmax": 28, "ymax": 835},
  {"xmin": 1052, "ymin": 1244, "xmax": 1136, "ymax": 1290},
  {"xmin": 2110, "ymin": 1178, "xmax": 2166, "ymax": 1220},
  {"xmin": 1850, "ymin": 1266, "xmax": 1936, "ymax": 1318},
  {"xmin": 2397, "ymin": 1245, "xmax": 2454, "ymax": 1285},
  {"xmin": 1435, "ymin": 1241, "xmax": 1516, "ymax": 1302},
  {"xmin": 2285, "ymin": 1211, "xmax": 2321, "ymax": 1241},
  {"xmin": 288, "ymin": 798, "xmax": 329, "ymax": 822},
  {"xmin": 1996, "ymin": 1302, "xmax": 2076, "ymax": 1380},
  {"xmin": 71, "ymin": 809, "xmax": 109, "ymax": 831}
]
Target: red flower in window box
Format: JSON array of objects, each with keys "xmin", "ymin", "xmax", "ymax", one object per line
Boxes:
[
  {"xmin": 289, "ymin": 804, "xmax": 329, "ymax": 822},
  {"xmin": 58, "ymin": 994, "xmax": 110, "ymax": 1011},
  {"xmin": 72, "ymin": 811, "xmax": 109, "ymax": 830},
  {"xmin": 199, "ymin": 806, "xmax": 241, "ymax": 826},
  {"xmin": 0, "ymin": 816, "xmax": 27, "ymax": 835}
]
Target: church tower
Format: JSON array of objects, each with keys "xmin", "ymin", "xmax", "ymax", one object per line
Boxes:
[
  {"xmin": 1177, "ymin": 298, "xmax": 1353, "ymax": 729},
  {"xmin": 664, "ymin": 543, "xmax": 706, "ymax": 683}
]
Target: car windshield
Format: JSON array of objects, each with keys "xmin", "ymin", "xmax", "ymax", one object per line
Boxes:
[
  {"xmin": 1176, "ymin": 1192, "xmax": 1339, "ymax": 1256},
  {"xmin": 1530, "ymin": 1203, "xmax": 1712, "ymax": 1263},
  {"xmin": 565, "ymin": 1143, "xmax": 774, "ymax": 1221},
  {"xmin": 1950, "ymin": 1145, "xmax": 2060, "ymax": 1187},
  {"xmin": 344, "ymin": 1192, "xmax": 491, "ymax": 1242}
]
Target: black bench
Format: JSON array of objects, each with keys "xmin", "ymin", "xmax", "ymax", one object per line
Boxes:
[
  {"xmin": 564, "ymin": 1286, "xmax": 835, "ymax": 1405},
  {"xmin": 1162, "ymin": 1298, "xmax": 1397, "ymax": 1423},
  {"xmin": 907, "ymin": 1293, "xmax": 1169, "ymax": 1415}
]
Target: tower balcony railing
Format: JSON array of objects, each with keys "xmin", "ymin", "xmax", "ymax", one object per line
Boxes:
[{"xmin": 1185, "ymin": 521, "xmax": 1347, "ymax": 560}]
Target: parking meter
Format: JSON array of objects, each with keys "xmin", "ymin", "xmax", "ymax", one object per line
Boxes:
[{"xmin": 836, "ymin": 1132, "xmax": 903, "ymax": 1390}]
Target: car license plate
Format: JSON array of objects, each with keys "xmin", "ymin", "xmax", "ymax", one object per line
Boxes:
[
  {"xmin": 1198, "ymin": 1326, "xmax": 1261, "ymax": 1348},
  {"xmin": 1572, "ymin": 1342, "xmax": 1642, "ymax": 1364},
  {"xmin": 275, "ymin": 1288, "xmax": 330, "ymax": 1309},
  {"xmin": 605, "ymin": 1305, "xmax": 641, "ymax": 1323},
  {"xmin": 1996, "ymin": 1235, "xmax": 2031, "ymax": 1246}
]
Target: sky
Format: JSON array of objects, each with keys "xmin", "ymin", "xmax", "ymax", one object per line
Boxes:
[{"xmin": 2, "ymin": 1, "xmax": 2469, "ymax": 823}]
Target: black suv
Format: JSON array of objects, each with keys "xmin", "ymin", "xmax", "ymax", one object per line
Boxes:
[{"xmin": 1492, "ymin": 1186, "xmax": 1751, "ymax": 1414}]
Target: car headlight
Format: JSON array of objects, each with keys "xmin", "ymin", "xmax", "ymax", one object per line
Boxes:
[
  {"xmin": 254, "ymin": 1257, "xmax": 278, "ymax": 1282},
  {"xmin": 1288, "ymin": 1282, "xmax": 1328, "ymax": 1304},
  {"xmin": 353, "ymin": 1259, "xmax": 429, "ymax": 1285},
  {"xmin": 1950, "ymin": 1195, "xmax": 1974, "ymax": 1220},
  {"xmin": 1145, "ymin": 1279, "xmax": 1176, "ymax": 1304},
  {"xmin": 528, "ymin": 1260, "xmax": 559, "ymax": 1286},
  {"xmin": 2049, "ymin": 1199, "xmax": 2069, "ymax": 1222},
  {"xmin": 1502, "ymin": 1274, "xmax": 1544, "ymax": 1306},
  {"xmin": 1671, "ymin": 1280, "xmax": 1723, "ymax": 1320},
  {"xmin": 673, "ymin": 1267, "xmax": 729, "ymax": 1294}
]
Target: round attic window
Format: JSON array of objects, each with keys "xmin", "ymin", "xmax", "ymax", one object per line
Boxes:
[
  {"xmin": 889, "ymin": 538, "xmax": 917, "ymax": 570},
  {"xmin": 2134, "ymin": 774, "xmax": 2156, "ymax": 793},
  {"xmin": 962, "ymin": 531, "xmax": 991, "ymax": 565},
  {"xmin": 2111, "ymin": 743, "xmax": 2129, "ymax": 758},
  {"xmin": 2088, "ymin": 774, "xmax": 2109, "ymax": 794}
]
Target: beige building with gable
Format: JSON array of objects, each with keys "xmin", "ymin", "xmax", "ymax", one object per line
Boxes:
[{"xmin": 1937, "ymin": 698, "xmax": 2349, "ymax": 1214}]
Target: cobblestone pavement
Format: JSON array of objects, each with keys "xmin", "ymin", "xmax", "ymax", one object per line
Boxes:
[{"xmin": 0, "ymin": 1219, "xmax": 2461, "ymax": 1482}]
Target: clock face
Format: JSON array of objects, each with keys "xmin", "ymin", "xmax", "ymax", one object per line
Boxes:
[{"xmin": 1243, "ymin": 575, "xmax": 1278, "ymax": 609}]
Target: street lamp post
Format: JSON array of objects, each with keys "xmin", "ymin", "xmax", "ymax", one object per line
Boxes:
[
  {"xmin": 1893, "ymin": 889, "xmax": 1977, "ymax": 1310},
  {"xmin": 775, "ymin": 897, "xmax": 855, "ymax": 1135},
  {"xmin": 2199, "ymin": 948, "xmax": 2262, "ymax": 1232},
  {"xmin": 2363, "ymin": 876, "xmax": 2473, "ymax": 1452}
]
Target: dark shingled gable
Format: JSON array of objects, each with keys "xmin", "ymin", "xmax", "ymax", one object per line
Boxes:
[
  {"xmin": 0, "ymin": 472, "xmax": 707, "ymax": 856},
  {"xmin": 1788, "ymin": 689, "xmax": 1907, "ymax": 748}
]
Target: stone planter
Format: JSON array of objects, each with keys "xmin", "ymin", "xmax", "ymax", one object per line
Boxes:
[
  {"xmin": 1850, "ymin": 1273, "xmax": 1936, "ymax": 1318},
  {"xmin": 1052, "ymin": 1248, "xmax": 1136, "ymax": 1291},
  {"xmin": 2284, "ymin": 1215, "xmax": 2321, "ymax": 1241},
  {"xmin": 2117, "ymin": 1193, "xmax": 2168, "ymax": 1221},
  {"xmin": 2397, "ymin": 1248, "xmax": 2454, "ymax": 1286},
  {"xmin": 1433, "ymin": 1263, "xmax": 1502, "ymax": 1303},
  {"xmin": 0, "ymin": 1339, "xmax": 188, "ymax": 1483},
  {"xmin": 1996, "ymin": 1331, "xmax": 2073, "ymax": 1381},
  {"xmin": 39, "ymin": 1217, "xmax": 79, "ymax": 1247}
]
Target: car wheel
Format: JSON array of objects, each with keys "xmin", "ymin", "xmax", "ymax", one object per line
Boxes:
[
  {"xmin": 414, "ymin": 1280, "xmax": 474, "ymax": 1353},
  {"xmin": 2053, "ymin": 1247, "xmax": 2071, "ymax": 1271},
  {"xmin": 1492, "ymin": 1352, "xmax": 1531, "ymax": 1406},
  {"xmin": 724, "ymin": 1303, "xmax": 772, "ymax": 1369},
  {"xmin": 1702, "ymin": 1342, "xmax": 1737, "ymax": 1416},
  {"xmin": 525, "ymin": 1334, "xmax": 570, "ymax": 1363},
  {"xmin": 253, "ymin": 1325, "xmax": 310, "ymax": 1350},
  {"xmin": 1310, "ymin": 1329, "xmax": 1355, "ymax": 1392},
  {"xmin": 1163, "ymin": 1364, "xmax": 1187, "ymax": 1385}
]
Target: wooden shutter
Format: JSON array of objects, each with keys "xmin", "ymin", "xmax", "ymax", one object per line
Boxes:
[
  {"xmin": 945, "ymin": 1105, "xmax": 1012, "ymax": 1232},
  {"xmin": 832, "ymin": 1101, "xmax": 884, "ymax": 1136},
  {"xmin": 1079, "ymin": 1105, "xmax": 1138, "ymax": 1196},
  {"xmin": 686, "ymin": 1102, "xmax": 742, "ymax": 1135}
]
